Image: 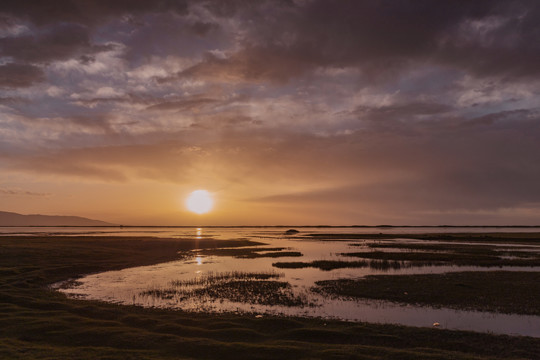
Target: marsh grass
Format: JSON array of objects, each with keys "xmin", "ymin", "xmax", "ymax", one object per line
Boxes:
[
  {"xmin": 188, "ymin": 280, "xmax": 311, "ymax": 307},
  {"xmin": 272, "ymin": 259, "xmax": 431, "ymax": 271},
  {"xmin": 1, "ymin": 235, "xmax": 540, "ymax": 359},
  {"xmin": 273, "ymin": 260, "xmax": 370, "ymax": 270},
  {"xmin": 170, "ymin": 270, "xmax": 282, "ymax": 287},
  {"xmin": 142, "ymin": 271, "xmax": 310, "ymax": 307},
  {"xmin": 342, "ymin": 250, "xmax": 540, "ymax": 267},
  {"xmin": 314, "ymin": 271, "xmax": 540, "ymax": 316},
  {"xmin": 365, "ymin": 242, "xmax": 540, "ymax": 256}
]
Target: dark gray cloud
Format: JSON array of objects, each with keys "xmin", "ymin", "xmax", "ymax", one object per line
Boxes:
[
  {"xmin": 174, "ymin": 46, "xmax": 315, "ymax": 83},
  {"xmin": 171, "ymin": 0, "xmax": 540, "ymax": 84},
  {"xmin": 353, "ymin": 102, "xmax": 455, "ymax": 127},
  {"xmin": 0, "ymin": 23, "xmax": 118, "ymax": 64},
  {"xmin": 0, "ymin": 0, "xmax": 188, "ymax": 26},
  {"xmin": 0, "ymin": 63, "xmax": 44, "ymax": 87}
]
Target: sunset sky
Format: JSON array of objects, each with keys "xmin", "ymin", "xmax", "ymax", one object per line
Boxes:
[{"xmin": 1, "ymin": 0, "xmax": 540, "ymax": 225}]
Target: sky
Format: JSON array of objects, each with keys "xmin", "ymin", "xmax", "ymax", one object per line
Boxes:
[{"xmin": 1, "ymin": 0, "xmax": 540, "ymax": 226}]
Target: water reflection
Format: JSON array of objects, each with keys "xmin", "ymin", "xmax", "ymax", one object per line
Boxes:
[{"xmin": 54, "ymin": 227, "xmax": 540, "ymax": 337}]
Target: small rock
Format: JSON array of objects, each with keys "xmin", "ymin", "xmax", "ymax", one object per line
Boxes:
[{"xmin": 284, "ymin": 229, "xmax": 299, "ymax": 235}]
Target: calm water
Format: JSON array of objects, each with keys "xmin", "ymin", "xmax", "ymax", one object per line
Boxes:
[
  {"xmin": 3, "ymin": 225, "xmax": 540, "ymax": 237},
  {"xmin": 10, "ymin": 226, "xmax": 538, "ymax": 337}
]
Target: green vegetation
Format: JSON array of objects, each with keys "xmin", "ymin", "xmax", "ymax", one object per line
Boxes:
[
  {"xmin": 315, "ymin": 271, "xmax": 540, "ymax": 315},
  {"xmin": 0, "ymin": 235, "xmax": 539, "ymax": 359}
]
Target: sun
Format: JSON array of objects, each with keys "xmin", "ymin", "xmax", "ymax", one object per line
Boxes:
[{"xmin": 186, "ymin": 190, "xmax": 214, "ymax": 214}]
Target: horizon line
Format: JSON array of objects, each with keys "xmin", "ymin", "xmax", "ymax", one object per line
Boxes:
[{"xmin": 2, "ymin": 225, "xmax": 540, "ymax": 228}]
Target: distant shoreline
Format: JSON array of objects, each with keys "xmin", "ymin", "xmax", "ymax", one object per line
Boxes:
[{"xmin": 1, "ymin": 225, "xmax": 540, "ymax": 228}]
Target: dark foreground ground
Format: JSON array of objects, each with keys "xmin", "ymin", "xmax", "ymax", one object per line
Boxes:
[{"xmin": 1, "ymin": 235, "xmax": 539, "ymax": 359}]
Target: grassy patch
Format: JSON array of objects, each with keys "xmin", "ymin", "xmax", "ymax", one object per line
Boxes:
[
  {"xmin": 188, "ymin": 280, "xmax": 310, "ymax": 307},
  {"xmin": 169, "ymin": 271, "xmax": 282, "ymax": 286},
  {"xmin": 143, "ymin": 271, "xmax": 311, "ymax": 307},
  {"xmin": 342, "ymin": 250, "xmax": 540, "ymax": 267},
  {"xmin": 315, "ymin": 271, "xmax": 540, "ymax": 315},
  {"xmin": 273, "ymin": 260, "xmax": 369, "ymax": 270},
  {"xmin": 364, "ymin": 242, "xmax": 540, "ymax": 259},
  {"xmin": 272, "ymin": 259, "xmax": 422, "ymax": 271}
]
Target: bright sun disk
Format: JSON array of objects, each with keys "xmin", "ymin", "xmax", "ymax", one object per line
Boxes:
[{"xmin": 186, "ymin": 190, "xmax": 213, "ymax": 214}]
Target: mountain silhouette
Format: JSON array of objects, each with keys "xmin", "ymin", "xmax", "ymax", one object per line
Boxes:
[{"xmin": 0, "ymin": 211, "xmax": 114, "ymax": 226}]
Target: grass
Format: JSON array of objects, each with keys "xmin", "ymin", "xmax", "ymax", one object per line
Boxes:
[
  {"xmin": 187, "ymin": 280, "xmax": 310, "ymax": 307},
  {"xmin": 142, "ymin": 280, "xmax": 309, "ymax": 307},
  {"xmin": 0, "ymin": 235, "xmax": 539, "ymax": 359},
  {"xmin": 342, "ymin": 237, "xmax": 540, "ymax": 267},
  {"xmin": 169, "ymin": 271, "xmax": 283, "ymax": 286},
  {"xmin": 363, "ymin": 242, "xmax": 535, "ymax": 252},
  {"xmin": 272, "ymin": 259, "xmax": 416, "ymax": 271},
  {"xmin": 342, "ymin": 250, "xmax": 540, "ymax": 267},
  {"xmin": 143, "ymin": 271, "xmax": 311, "ymax": 307},
  {"xmin": 315, "ymin": 271, "xmax": 540, "ymax": 315},
  {"xmin": 364, "ymin": 242, "xmax": 540, "ymax": 259}
]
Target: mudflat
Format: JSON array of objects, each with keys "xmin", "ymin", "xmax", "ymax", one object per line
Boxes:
[{"xmin": 1, "ymin": 235, "xmax": 539, "ymax": 359}]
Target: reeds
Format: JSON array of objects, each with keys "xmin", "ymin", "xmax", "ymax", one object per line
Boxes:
[{"xmin": 140, "ymin": 270, "xmax": 312, "ymax": 307}]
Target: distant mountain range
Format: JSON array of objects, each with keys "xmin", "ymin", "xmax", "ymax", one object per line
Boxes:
[{"xmin": 0, "ymin": 211, "xmax": 114, "ymax": 226}]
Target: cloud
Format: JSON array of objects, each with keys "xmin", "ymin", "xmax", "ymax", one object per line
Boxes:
[
  {"xmin": 353, "ymin": 102, "xmax": 454, "ymax": 123},
  {"xmin": 3, "ymin": 105, "xmax": 540, "ymax": 203},
  {"xmin": 169, "ymin": 0, "xmax": 540, "ymax": 84},
  {"xmin": 0, "ymin": 23, "xmax": 96, "ymax": 63},
  {"xmin": 174, "ymin": 46, "xmax": 315, "ymax": 84},
  {"xmin": 3, "ymin": 1, "xmax": 540, "ymax": 85},
  {"xmin": 0, "ymin": 187, "xmax": 51, "ymax": 197},
  {"xmin": 146, "ymin": 97, "xmax": 218, "ymax": 111},
  {"xmin": 0, "ymin": 0, "xmax": 189, "ymax": 26},
  {"xmin": 0, "ymin": 63, "xmax": 44, "ymax": 87}
]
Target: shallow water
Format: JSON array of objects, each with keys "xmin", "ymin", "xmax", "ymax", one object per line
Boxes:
[
  {"xmin": 44, "ymin": 227, "xmax": 540, "ymax": 337},
  {"xmin": 4, "ymin": 225, "xmax": 540, "ymax": 237}
]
